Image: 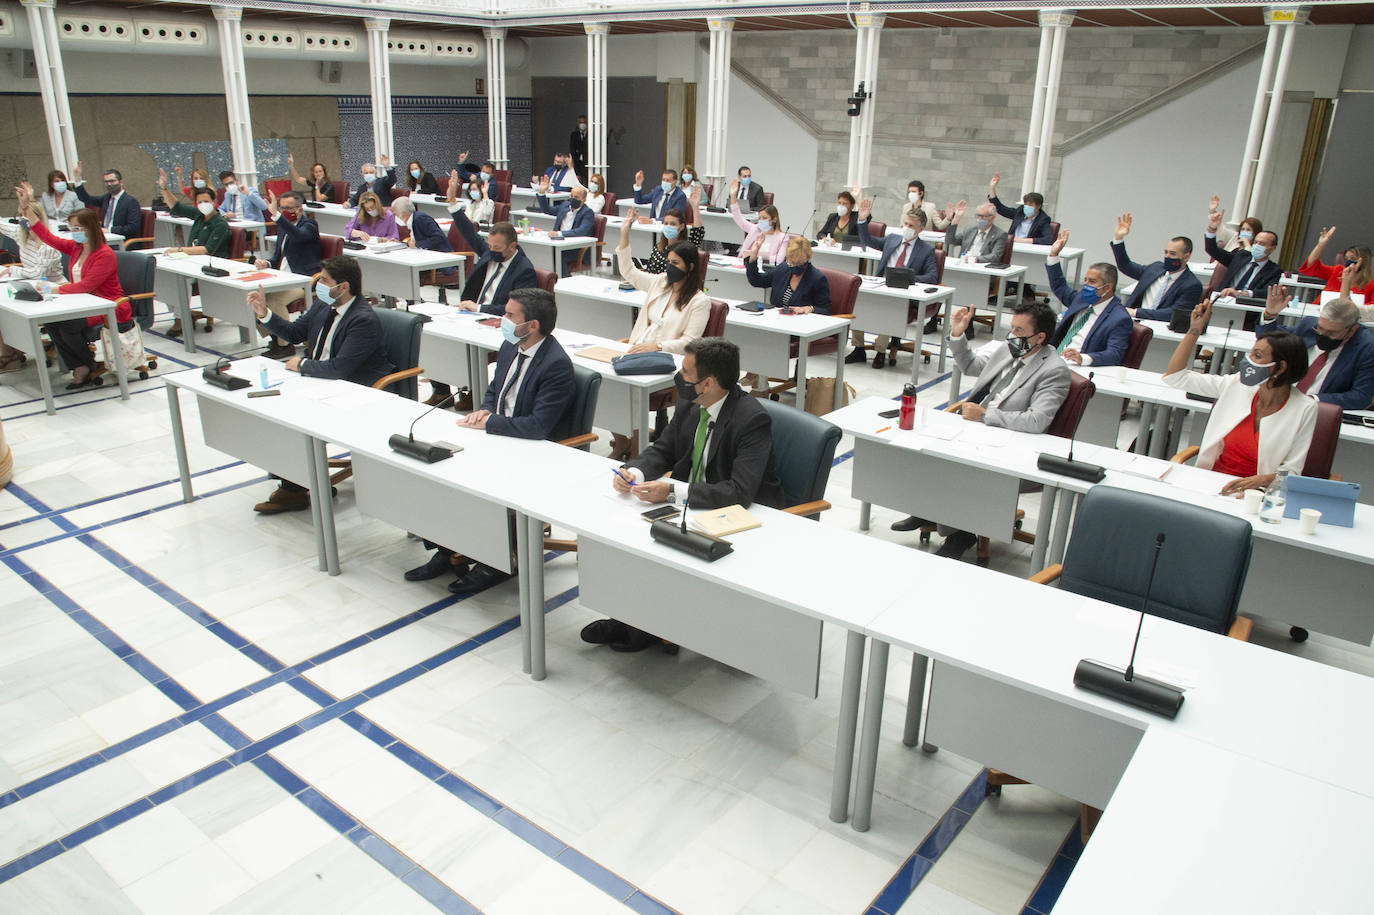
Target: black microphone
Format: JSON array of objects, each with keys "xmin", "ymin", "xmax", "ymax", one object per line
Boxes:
[
  {"xmin": 1036, "ymin": 370, "xmax": 1105, "ymax": 482},
  {"xmin": 1074, "ymin": 531, "xmax": 1186, "ymax": 718},
  {"xmin": 387, "ymin": 388, "xmax": 468, "ymax": 463},
  {"xmin": 1220, "ymin": 318, "xmax": 1234, "ymax": 369},
  {"xmin": 793, "ymin": 208, "xmax": 818, "ymax": 240},
  {"xmin": 201, "ymin": 344, "xmax": 263, "ymax": 390}
]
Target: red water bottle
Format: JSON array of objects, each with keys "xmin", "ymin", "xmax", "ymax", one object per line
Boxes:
[{"xmin": 898, "ymin": 383, "xmax": 917, "ymax": 430}]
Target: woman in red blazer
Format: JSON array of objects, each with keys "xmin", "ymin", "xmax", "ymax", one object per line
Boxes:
[{"xmin": 21, "ymin": 194, "xmax": 128, "ymax": 388}]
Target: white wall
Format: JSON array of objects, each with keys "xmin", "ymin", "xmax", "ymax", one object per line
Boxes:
[
  {"xmin": 526, "ymin": 33, "xmax": 694, "ymax": 81},
  {"xmin": 1057, "ymin": 59, "xmax": 1260, "ymax": 274},
  {"xmin": 693, "ymin": 49, "xmax": 820, "ymax": 237}
]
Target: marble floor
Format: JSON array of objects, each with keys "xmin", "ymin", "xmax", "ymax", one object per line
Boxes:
[{"xmin": 2, "ymin": 293, "xmax": 1370, "ymax": 914}]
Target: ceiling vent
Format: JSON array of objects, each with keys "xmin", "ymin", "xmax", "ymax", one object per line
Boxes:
[
  {"xmin": 387, "ymin": 36, "xmax": 432, "ymax": 58},
  {"xmin": 432, "ymin": 39, "xmax": 479, "ymax": 60},
  {"xmin": 241, "ymin": 25, "xmax": 300, "ymax": 51},
  {"xmin": 134, "ymin": 19, "xmax": 207, "ymax": 48},
  {"xmin": 302, "ymin": 30, "xmax": 358, "ymax": 54},
  {"xmin": 57, "ymin": 14, "xmax": 134, "ymax": 44}
]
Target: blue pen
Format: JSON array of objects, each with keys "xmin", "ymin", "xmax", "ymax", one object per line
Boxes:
[{"xmin": 612, "ymin": 467, "xmax": 633, "ymax": 485}]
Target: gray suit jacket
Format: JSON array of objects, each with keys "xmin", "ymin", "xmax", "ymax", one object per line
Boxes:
[
  {"xmin": 944, "ymin": 221, "xmax": 1008, "ymax": 264},
  {"xmin": 950, "ymin": 335, "xmax": 1071, "ymax": 434}
]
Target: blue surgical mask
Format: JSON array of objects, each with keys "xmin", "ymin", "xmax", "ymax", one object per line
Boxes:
[
  {"xmin": 410, "ymin": 168, "xmax": 421, "ymax": 179},
  {"xmin": 362, "ymin": 173, "xmax": 376, "ymax": 184},
  {"xmin": 1250, "ymin": 245, "xmax": 1269, "ymax": 261},
  {"xmin": 661, "ymin": 181, "xmax": 673, "ymax": 194},
  {"xmin": 1021, "ymin": 204, "xmax": 1035, "ymax": 218},
  {"xmin": 469, "ymin": 189, "xmax": 481, "ymax": 201},
  {"xmin": 500, "ymin": 316, "xmax": 528, "ymax": 345},
  {"xmin": 479, "ymin": 172, "xmax": 490, "ymax": 182},
  {"xmin": 1238, "ymin": 355, "xmax": 1273, "ymax": 387},
  {"xmin": 70, "ymin": 230, "xmax": 87, "ymax": 244},
  {"xmin": 682, "ymin": 172, "xmax": 693, "ymax": 183},
  {"xmin": 317, "ymin": 282, "xmax": 336, "ymax": 306},
  {"xmin": 1078, "ymin": 283, "xmax": 1101, "ymax": 305},
  {"xmin": 1237, "ymin": 230, "xmax": 1253, "ymax": 241},
  {"xmin": 53, "ymin": 181, "xmax": 68, "ymax": 193},
  {"xmin": 192, "ymin": 179, "xmax": 206, "ymax": 189},
  {"xmin": 662, "ymin": 225, "xmax": 680, "ymax": 241},
  {"xmin": 740, "ymin": 176, "xmax": 751, "ymax": 186},
  {"xmin": 224, "ymin": 184, "xmax": 238, "ymax": 196},
  {"xmin": 757, "ymin": 219, "xmax": 772, "ymax": 232},
  {"xmin": 975, "ymin": 217, "xmax": 991, "ymax": 230}
]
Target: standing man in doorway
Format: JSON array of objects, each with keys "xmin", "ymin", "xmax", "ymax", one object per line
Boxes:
[{"xmin": 570, "ymin": 114, "xmax": 589, "ymax": 185}]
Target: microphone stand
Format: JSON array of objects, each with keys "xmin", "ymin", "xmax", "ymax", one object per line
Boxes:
[
  {"xmin": 1036, "ymin": 371, "xmax": 1106, "ymax": 482},
  {"xmin": 388, "ymin": 388, "xmax": 468, "ymax": 462}
]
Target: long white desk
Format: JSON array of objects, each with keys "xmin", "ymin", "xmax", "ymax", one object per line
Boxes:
[
  {"xmin": 1137, "ymin": 318, "xmax": 1255, "ymax": 375},
  {"xmin": 155, "ymin": 212, "xmax": 266, "ymax": 251},
  {"xmin": 151, "ymin": 252, "xmax": 313, "ymax": 353},
  {"xmin": 0, "ymin": 285, "xmax": 132, "ymax": 414},
  {"xmin": 483, "ymin": 226, "xmax": 595, "ymax": 275},
  {"xmin": 345, "ymin": 243, "xmax": 466, "ymax": 302},
  {"xmin": 553, "ymin": 274, "xmax": 852, "ymax": 411},
  {"xmin": 922, "ymin": 232, "xmax": 1086, "ymax": 293}
]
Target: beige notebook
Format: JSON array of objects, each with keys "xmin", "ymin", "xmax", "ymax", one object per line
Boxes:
[
  {"xmin": 690, "ymin": 504, "xmax": 762, "ymax": 538},
  {"xmin": 573, "ymin": 346, "xmax": 624, "ymax": 363}
]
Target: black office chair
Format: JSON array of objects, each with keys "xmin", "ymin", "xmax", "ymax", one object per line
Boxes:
[
  {"xmin": 327, "ymin": 308, "xmax": 426, "ymax": 486},
  {"xmin": 984, "ymin": 485, "xmax": 1254, "ymax": 838},
  {"xmin": 543, "ymin": 365, "xmax": 602, "ymax": 554},
  {"xmin": 758, "ymin": 399, "xmax": 841, "ymax": 518}
]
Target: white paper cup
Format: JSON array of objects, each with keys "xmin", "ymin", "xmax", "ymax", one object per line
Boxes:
[
  {"xmin": 1299, "ymin": 507, "xmax": 1321, "ymax": 534},
  {"xmin": 1243, "ymin": 490, "xmax": 1262, "ymax": 514}
]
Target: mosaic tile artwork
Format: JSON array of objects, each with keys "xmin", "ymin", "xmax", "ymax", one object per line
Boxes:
[
  {"xmin": 337, "ymin": 95, "xmax": 531, "ymax": 180},
  {"xmin": 133, "ymin": 139, "xmax": 290, "ymax": 181}
]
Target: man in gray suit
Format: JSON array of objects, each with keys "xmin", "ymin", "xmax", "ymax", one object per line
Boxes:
[
  {"xmin": 944, "ymin": 199, "xmax": 1009, "ymax": 264},
  {"xmin": 890, "ymin": 300, "xmax": 1071, "ymax": 560}
]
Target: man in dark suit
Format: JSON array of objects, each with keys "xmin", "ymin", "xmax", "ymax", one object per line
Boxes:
[
  {"xmin": 414, "ymin": 288, "xmax": 577, "ymax": 593},
  {"xmin": 541, "ymin": 153, "xmax": 576, "ymax": 193},
  {"xmin": 1045, "ymin": 230, "xmax": 1131, "ymax": 367},
  {"xmin": 1109, "ymin": 213, "xmax": 1203, "ymax": 321},
  {"xmin": 389, "ymin": 196, "xmax": 457, "ymax": 296},
  {"xmin": 631, "ymin": 168, "xmax": 688, "ymax": 222},
  {"xmin": 534, "ymin": 180, "xmax": 595, "ymax": 275},
  {"xmin": 1205, "ymin": 216, "xmax": 1282, "ymax": 304},
  {"xmin": 854, "ymin": 197, "xmax": 940, "ymax": 368},
  {"xmin": 1258, "ymin": 291, "xmax": 1374, "ymax": 410},
  {"xmin": 570, "ymin": 115, "xmax": 589, "ymax": 184},
  {"xmin": 252, "ymin": 190, "xmax": 323, "ymax": 358},
  {"xmin": 71, "ymin": 164, "xmax": 141, "ymax": 239},
  {"xmin": 247, "ymin": 254, "xmax": 394, "ymax": 514},
  {"xmin": 987, "ymin": 172, "xmax": 1054, "ymax": 245},
  {"xmin": 723, "ymin": 165, "xmax": 765, "ymax": 211},
  {"xmin": 451, "ymin": 211, "xmax": 538, "ymax": 315},
  {"xmin": 583, "ymin": 337, "xmax": 783, "ymax": 651}
]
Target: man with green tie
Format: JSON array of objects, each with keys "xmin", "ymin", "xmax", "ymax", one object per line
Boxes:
[{"xmin": 582, "ymin": 337, "xmax": 783, "ymax": 652}]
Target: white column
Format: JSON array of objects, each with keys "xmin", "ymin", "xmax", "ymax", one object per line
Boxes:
[
  {"xmin": 365, "ymin": 18, "xmax": 394, "ymax": 164},
  {"xmin": 1244, "ymin": 7, "xmax": 1308, "ymax": 219},
  {"xmin": 702, "ymin": 17, "xmax": 734, "ymax": 201},
  {"xmin": 1020, "ymin": 17, "xmax": 1054, "ymax": 196},
  {"xmin": 213, "ymin": 7, "xmax": 257, "ymax": 188},
  {"xmin": 584, "ymin": 23, "xmax": 609, "ymax": 182},
  {"xmin": 1033, "ymin": 9, "xmax": 1074, "ymax": 195},
  {"xmin": 484, "ymin": 28, "xmax": 508, "ymax": 169},
  {"xmin": 844, "ymin": 12, "xmax": 884, "ymax": 194},
  {"xmin": 22, "ymin": 0, "xmax": 78, "ymax": 174}
]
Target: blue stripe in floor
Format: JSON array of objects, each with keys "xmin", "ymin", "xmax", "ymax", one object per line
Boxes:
[
  {"xmin": 1022, "ymin": 820, "xmax": 1085, "ymax": 914},
  {"xmin": 864, "ymin": 768, "xmax": 989, "ymax": 915}
]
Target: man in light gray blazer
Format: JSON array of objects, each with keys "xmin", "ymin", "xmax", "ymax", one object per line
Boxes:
[
  {"xmin": 944, "ymin": 200, "xmax": 1009, "ymax": 264},
  {"xmin": 890, "ymin": 300, "xmax": 1070, "ymax": 560}
]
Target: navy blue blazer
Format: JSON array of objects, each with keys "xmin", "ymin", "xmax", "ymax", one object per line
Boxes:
[
  {"xmin": 1111, "ymin": 241, "xmax": 1204, "ymax": 320},
  {"xmin": 633, "ymin": 185, "xmax": 688, "ymax": 221},
  {"xmin": 74, "ymin": 185, "xmax": 142, "ymax": 239},
  {"xmin": 745, "ymin": 260, "xmax": 832, "ymax": 314},
  {"xmin": 1047, "ymin": 261, "xmax": 1132, "ymax": 366},
  {"xmin": 267, "ymin": 213, "xmax": 322, "ymax": 277},
  {"xmin": 535, "ymin": 196, "xmax": 595, "ymax": 237},
  {"xmin": 1205, "ymin": 235, "xmax": 1282, "ymax": 297},
  {"xmin": 857, "ymin": 220, "xmax": 938, "ymax": 283},
  {"xmin": 349, "ymin": 180, "xmax": 379, "ymax": 208},
  {"xmin": 263, "ymin": 296, "xmax": 394, "ymax": 386},
  {"xmin": 1257, "ymin": 319, "xmax": 1374, "ymax": 410},
  {"xmin": 407, "ymin": 212, "xmax": 452, "ymax": 252},
  {"xmin": 542, "ymin": 166, "xmax": 576, "ymax": 193},
  {"xmin": 453, "ymin": 209, "xmax": 539, "ymax": 315},
  {"xmin": 480, "ymin": 336, "xmax": 576, "ymax": 440},
  {"xmin": 989, "ymin": 195, "xmax": 1054, "ymax": 245}
]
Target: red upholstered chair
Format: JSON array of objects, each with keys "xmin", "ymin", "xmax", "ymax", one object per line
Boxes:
[
  {"xmin": 755, "ymin": 267, "xmax": 859, "ymax": 400},
  {"xmin": 493, "ymin": 202, "xmax": 510, "ymax": 224},
  {"xmin": 1048, "ymin": 221, "xmax": 1061, "ymax": 241},
  {"xmin": 762, "ymin": 192, "xmax": 774, "ymax": 206},
  {"xmin": 123, "ymin": 209, "xmax": 158, "ymax": 250},
  {"xmin": 332, "ymin": 181, "xmax": 350, "ymax": 205},
  {"xmin": 263, "ymin": 179, "xmax": 291, "ymax": 199},
  {"xmin": 318, "ymin": 234, "xmax": 344, "ymax": 261},
  {"xmin": 534, "ymin": 267, "xmax": 557, "ymax": 293},
  {"xmin": 574, "ymin": 214, "xmax": 607, "ymax": 273},
  {"xmin": 600, "ymin": 192, "xmax": 617, "ymax": 214},
  {"xmin": 389, "ymin": 187, "xmax": 411, "ymax": 199},
  {"xmin": 228, "ymin": 226, "xmax": 249, "ymax": 261},
  {"xmin": 494, "ymin": 169, "xmax": 512, "ymax": 187},
  {"xmin": 696, "ymin": 248, "xmax": 709, "ymax": 281},
  {"xmin": 1170, "ymin": 400, "xmax": 1341, "ymax": 481},
  {"xmin": 702, "ymin": 183, "xmax": 714, "ymax": 203},
  {"xmin": 867, "ymin": 220, "xmax": 886, "ymax": 239},
  {"xmin": 493, "ymin": 181, "xmax": 511, "ymax": 205},
  {"xmin": 704, "ymin": 298, "xmax": 728, "ymax": 336},
  {"xmin": 214, "ymin": 188, "xmax": 226, "ymax": 207},
  {"xmin": 1121, "ymin": 322, "xmax": 1152, "ymax": 369}
]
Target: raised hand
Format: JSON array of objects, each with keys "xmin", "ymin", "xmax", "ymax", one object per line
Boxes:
[
  {"xmin": 379, "ymin": 154, "xmax": 391, "ymax": 168},
  {"xmin": 458, "ymin": 150, "xmax": 469, "ymax": 163},
  {"xmin": 1318, "ymin": 225, "xmax": 1337, "ymax": 245},
  {"xmin": 635, "ymin": 169, "xmax": 645, "ymax": 187},
  {"xmin": 857, "ymin": 197, "xmax": 872, "ymax": 221},
  {"xmin": 266, "ymin": 190, "xmax": 279, "ymax": 219},
  {"xmin": 1341, "ymin": 262, "xmax": 1356, "ymax": 297},
  {"xmin": 1209, "ymin": 194, "xmax": 1221, "ymax": 214},
  {"xmin": 446, "ymin": 169, "xmax": 460, "ymax": 201},
  {"xmin": 949, "ymin": 306, "xmax": 973, "ymax": 337},
  {"xmin": 619, "ymin": 208, "xmax": 634, "ymax": 245},
  {"xmin": 287, "ymin": 152, "xmax": 294, "ymax": 168},
  {"xmin": 988, "ymin": 172, "xmax": 1000, "ymax": 196},
  {"xmin": 248, "ymin": 284, "xmax": 268, "ymax": 318},
  {"xmin": 1208, "ymin": 209, "xmax": 1223, "ymax": 233},
  {"xmin": 1113, "ymin": 212, "xmax": 1132, "ymax": 241},
  {"xmin": 1049, "ymin": 228, "xmax": 1069, "ymax": 258},
  {"xmin": 174, "ymin": 164, "xmax": 184, "ymax": 179},
  {"xmin": 1264, "ymin": 284, "xmax": 1292, "ymax": 319},
  {"xmin": 72, "ymin": 161, "xmax": 83, "ymax": 183},
  {"xmin": 953, "ymin": 200, "xmax": 967, "ymax": 221},
  {"xmin": 1189, "ymin": 299, "xmax": 1212, "ymax": 335},
  {"xmin": 157, "ymin": 168, "xmax": 168, "ymax": 190},
  {"xmin": 539, "ymin": 176, "xmax": 551, "ymax": 194}
]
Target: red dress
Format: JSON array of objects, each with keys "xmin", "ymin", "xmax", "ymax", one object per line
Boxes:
[
  {"xmin": 1301, "ymin": 259, "xmax": 1374, "ymax": 302},
  {"xmin": 1212, "ymin": 396, "xmax": 1260, "ymax": 478}
]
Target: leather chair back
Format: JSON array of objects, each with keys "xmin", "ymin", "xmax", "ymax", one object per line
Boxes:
[
  {"xmin": 1049, "ymin": 221, "xmax": 1062, "ymax": 241},
  {"xmin": 263, "ymin": 179, "xmax": 291, "ymax": 199},
  {"xmin": 534, "ymin": 267, "xmax": 557, "ymax": 293},
  {"xmin": 820, "ymin": 266, "xmax": 860, "ymax": 316},
  {"xmin": 1302, "ymin": 401, "xmax": 1343, "ymax": 479},
  {"xmin": 332, "ymin": 181, "xmax": 350, "ymax": 205},
  {"xmin": 493, "ymin": 202, "xmax": 510, "ymax": 225},
  {"xmin": 703, "ymin": 184, "xmax": 714, "ymax": 203},
  {"xmin": 696, "ymin": 248, "xmax": 710, "ymax": 284},
  {"xmin": 1046, "ymin": 372, "xmax": 1095, "ymax": 440},
  {"xmin": 933, "ymin": 247, "xmax": 945, "ymax": 285},
  {"xmin": 373, "ymin": 307, "xmax": 425, "ymax": 401},
  {"xmin": 601, "ymin": 192, "xmax": 618, "ymax": 214},
  {"xmin": 0, "ymin": 234, "xmax": 18, "ymax": 262},
  {"xmin": 494, "ymin": 169, "xmax": 513, "ymax": 187},
  {"xmin": 762, "ymin": 192, "xmax": 774, "ymax": 207},
  {"xmin": 228, "ymin": 226, "xmax": 248, "ymax": 261},
  {"xmin": 318, "ymin": 234, "xmax": 344, "ymax": 262},
  {"xmin": 758, "ymin": 399, "xmax": 841, "ymax": 513},
  {"xmin": 1122, "ymin": 322, "xmax": 1153, "ymax": 370},
  {"xmin": 705, "ymin": 299, "xmax": 728, "ymax": 337},
  {"xmin": 998, "ymin": 234, "xmax": 1014, "ymax": 267},
  {"xmin": 1058, "ymin": 486, "xmax": 1252, "ymax": 634},
  {"xmin": 559, "ymin": 364, "xmax": 601, "ymax": 448},
  {"xmin": 868, "ymin": 220, "xmax": 887, "ymax": 239},
  {"xmin": 1202, "ymin": 264, "xmax": 1229, "ymax": 299}
]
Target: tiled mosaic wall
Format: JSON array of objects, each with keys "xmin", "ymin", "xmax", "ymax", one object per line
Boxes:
[{"xmin": 337, "ymin": 96, "xmax": 532, "ymax": 183}]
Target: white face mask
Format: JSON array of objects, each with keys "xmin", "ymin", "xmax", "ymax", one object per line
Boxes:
[
  {"xmin": 224, "ymin": 184, "xmax": 238, "ymax": 196},
  {"xmin": 836, "ymin": 205, "xmax": 849, "ymax": 217},
  {"xmin": 365, "ymin": 206, "xmax": 378, "ymax": 216},
  {"xmin": 901, "ymin": 226, "xmax": 917, "ymax": 241},
  {"xmin": 908, "ymin": 191, "xmax": 921, "ymax": 205},
  {"xmin": 682, "ymin": 172, "xmax": 693, "ymax": 183},
  {"xmin": 197, "ymin": 201, "xmax": 215, "ymax": 216}
]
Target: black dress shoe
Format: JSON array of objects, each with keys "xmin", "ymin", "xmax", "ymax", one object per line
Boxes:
[
  {"xmin": 935, "ymin": 530, "xmax": 979, "ymax": 560},
  {"xmin": 890, "ymin": 515, "xmax": 931, "ymax": 532},
  {"xmin": 405, "ymin": 550, "xmax": 461, "ymax": 582},
  {"xmin": 922, "ymin": 317, "xmax": 941, "ymax": 335},
  {"xmin": 580, "ymin": 619, "xmax": 629, "ymax": 645},
  {"xmin": 871, "ymin": 351, "xmax": 886, "ymax": 369},
  {"xmin": 610, "ymin": 626, "xmax": 659, "ymax": 653},
  {"xmin": 844, "ymin": 348, "xmax": 868, "ymax": 365},
  {"xmin": 448, "ymin": 562, "xmax": 512, "ymax": 594}
]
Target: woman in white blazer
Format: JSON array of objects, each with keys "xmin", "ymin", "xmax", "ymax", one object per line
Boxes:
[
  {"xmin": 1163, "ymin": 299, "xmax": 1318, "ymax": 495},
  {"xmin": 611, "ymin": 206, "xmax": 712, "ymax": 459}
]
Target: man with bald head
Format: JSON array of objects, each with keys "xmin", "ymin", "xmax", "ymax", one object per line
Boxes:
[
  {"xmin": 944, "ymin": 199, "xmax": 1009, "ymax": 264},
  {"xmin": 534, "ymin": 177, "xmax": 595, "ymax": 276}
]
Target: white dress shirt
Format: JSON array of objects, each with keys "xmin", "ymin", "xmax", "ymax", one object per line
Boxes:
[
  {"xmin": 498, "ymin": 336, "xmax": 544, "ymax": 416},
  {"xmin": 304, "ymin": 296, "xmax": 353, "ymax": 369},
  {"xmin": 1138, "ymin": 268, "xmax": 1182, "ymax": 313},
  {"xmin": 1306, "ymin": 341, "xmax": 1344, "ymax": 395}
]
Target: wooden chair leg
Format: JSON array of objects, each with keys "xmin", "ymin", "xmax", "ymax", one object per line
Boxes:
[
  {"xmin": 985, "ymin": 768, "xmax": 1028, "ymax": 796},
  {"xmin": 976, "ymin": 536, "xmax": 991, "ymax": 567},
  {"xmin": 327, "ymin": 458, "xmax": 353, "ymax": 487},
  {"xmin": 1080, "ymin": 804, "xmax": 1102, "ymax": 843}
]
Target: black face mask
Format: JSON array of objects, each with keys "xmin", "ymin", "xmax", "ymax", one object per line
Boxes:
[
  {"xmin": 488, "ymin": 248, "xmax": 506, "ymax": 263},
  {"xmin": 674, "ymin": 372, "xmax": 701, "ymax": 403},
  {"xmin": 1315, "ymin": 333, "xmax": 1345, "ymax": 352},
  {"xmin": 1162, "ymin": 255, "xmax": 1183, "ymax": 272},
  {"xmin": 665, "ymin": 263, "xmax": 686, "ymax": 285},
  {"xmin": 790, "ymin": 264, "xmax": 806, "ymax": 276},
  {"xmin": 1006, "ymin": 333, "xmax": 1035, "ymax": 358}
]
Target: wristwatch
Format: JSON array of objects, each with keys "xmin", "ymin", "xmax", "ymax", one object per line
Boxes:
[{"xmin": 666, "ymin": 484, "xmax": 677, "ymax": 504}]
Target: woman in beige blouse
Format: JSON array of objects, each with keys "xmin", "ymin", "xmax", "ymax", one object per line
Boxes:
[{"xmin": 610, "ymin": 205, "xmax": 712, "ymax": 459}]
